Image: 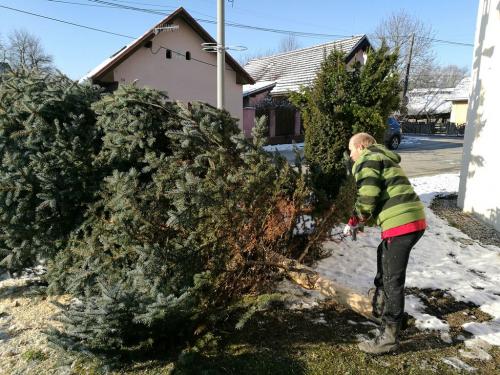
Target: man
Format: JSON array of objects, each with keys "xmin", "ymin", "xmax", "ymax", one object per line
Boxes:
[{"xmin": 345, "ymin": 132, "xmax": 426, "ymax": 355}]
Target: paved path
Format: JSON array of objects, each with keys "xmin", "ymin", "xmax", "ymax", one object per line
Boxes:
[
  {"xmin": 398, "ymin": 135, "xmax": 464, "ymax": 177},
  {"xmin": 277, "ymin": 135, "xmax": 464, "ymax": 178}
]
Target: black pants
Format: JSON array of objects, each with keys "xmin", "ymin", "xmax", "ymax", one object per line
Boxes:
[{"xmin": 374, "ymin": 230, "xmax": 424, "ymax": 325}]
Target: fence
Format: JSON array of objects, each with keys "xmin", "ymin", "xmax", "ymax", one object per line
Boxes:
[{"xmin": 402, "ymin": 122, "xmax": 465, "ymax": 136}]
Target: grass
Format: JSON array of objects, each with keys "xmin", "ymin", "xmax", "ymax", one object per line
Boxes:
[
  {"xmin": 4, "ymin": 280, "xmax": 499, "ymax": 374},
  {"xmin": 22, "ymin": 349, "xmax": 48, "ymax": 362},
  {"xmin": 112, "ymin": 299, "xmax": 499, "ymax": 374}
]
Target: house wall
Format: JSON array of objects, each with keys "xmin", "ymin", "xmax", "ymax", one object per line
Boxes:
[
  {"xmin": 450, "ymin": 100, "xmax": 468, "ymax": 124},
  {"xmin": 347, "ymin": 48, "xmax": 368, "ymax": 66},
  {"xmin": 458, "ymin": 0, "xmax": 500, "ymax": 231},
  {"xmin": 242, "ymin": 107, "xmax": 255, "ymax": 137},
  {"xmin": 247, "ymin": 90, "xmax": 270, "ymax": 107},
  {"xmin": 112, "ymin": 18, "xmax": 243, "ymax": 125}
]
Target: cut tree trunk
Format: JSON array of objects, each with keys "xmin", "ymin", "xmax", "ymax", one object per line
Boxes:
[{"xmin": 267, "ymin": 251, "xmax": 378, "ymax": 322}]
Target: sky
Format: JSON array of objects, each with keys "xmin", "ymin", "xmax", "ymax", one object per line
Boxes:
[{"xmin": 0, "ymin": 1, "xmax": 479, "ymax": 80}]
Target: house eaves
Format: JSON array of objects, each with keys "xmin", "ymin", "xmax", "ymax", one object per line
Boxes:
[{"xmin": 242, "ymin": 80, "xmax": 276, "ymax": 97}]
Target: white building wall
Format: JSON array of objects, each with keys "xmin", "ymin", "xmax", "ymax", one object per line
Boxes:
[{"xmin": 458, "ymin": 0, "xmax": 500, "ymax": 231}]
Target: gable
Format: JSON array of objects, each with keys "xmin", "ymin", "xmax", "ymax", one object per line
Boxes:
[{"xmin": 82, "ymin": 7, "xmax": 253, "ymax": 85}]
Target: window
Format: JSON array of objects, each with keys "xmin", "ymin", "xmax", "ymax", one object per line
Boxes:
[
  {"xmin": 185, "ymin": 51, "xmax": 191, "ymax": 60},
  {"xmin": 166, "ymin": 49, "xmax": 172, "ymax": 59}
]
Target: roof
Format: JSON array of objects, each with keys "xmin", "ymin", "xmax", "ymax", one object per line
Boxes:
[
  {"xmin": 80, "ymin": 7, "xmax": 254, "ymax": 85},
  {"xmin": 450, "ymin": 77, "xmax": 471, "ymax": 101},
  {"xmin": 243, "ymin": 35, "xmax": 370, "ymax": 96},
  {"xmin": 407, "ymin": 88, "xmax": 454, "ymax": 116},
  {"xmin": 243, "ymin": 80, "xmax": 276, "ymax": 96}
]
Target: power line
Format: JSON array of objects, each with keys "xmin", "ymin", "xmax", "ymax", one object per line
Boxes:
[
  {"xmin": 45, "ymin": 0, "xmax": 158, "ymax": 9},
  {"xmin": 84, "ymin": 0, "xmax": 355, "ymax": 39},
  {"xmin": 0, "ymin": 4, "xmax": 226, "ymax": 71},
  {"xmin": 82, "ymin": 0, "xmax": 474, "ymax": 46},
  {"xmin": 110, "ymin": 0, "xmax": 177, "ymax": 7},
  {"xmin": 0, "ymin": 4, "xmax": 135, "ymax": 38},
  {"xmin": 3, "ymin": 1, "xmax": 474, "ymax": 60}
]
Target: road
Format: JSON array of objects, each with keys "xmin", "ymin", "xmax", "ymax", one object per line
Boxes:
[
  {"xmin": 277, "ymin": 135, "xmax": 464, "ymax": 178},
  {"xmin": 398, "ymin": 136, "xmax": 464, "ymax": 177}
]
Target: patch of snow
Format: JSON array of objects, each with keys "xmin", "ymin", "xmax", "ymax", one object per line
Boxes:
[
  {"xmin": 464, "ymin": 337, "xmax": 492, "ymax": 351},
  {"xmin": 355, "ymin": 333, "xmax": 370, "ymax": 342},
  {"xmin": 400, "ymin": 136, "xmax": 425, "ymax": 145},
  {"xmin": 312, "ymin": 314, "xmax": 327, "ymax": 325},
  {"xmin": 293, "ymin": 214, "xmax": 315, "ymax": 235},
  {"xmin": 442, "ymin": 357, "xmax": 476, "ymax": 372},
  {"xmin": 277, "ymin": 279, "xmax": 324, "ymax": 310},
  {"xmin": 459, "ymin": 348, "xmax": 492, "ymax": 361},
  {"xmin": 243, "ymin": 80, "xmax": 276, "ymax": 96},
  {"xmin": 263, "ymin": 143, "xmax": 304, "ymax": 152},
  {"xmin": 440, "ymin": 332, "xmax": 453, "ymax": 344},
  {"xmin": 459, "ymin": 338, "xmax": 493, "ymax": 361},
  {"xmin": 462, "ymin": 319, "xmax": 500, "ymax": 346},
  {"xmin": 359, "ymin": 321, "xmax": 378, "ymax": 327},
  {"xmin": 405, "ymin": 295, "xmax": 450, "ymax": 332}
]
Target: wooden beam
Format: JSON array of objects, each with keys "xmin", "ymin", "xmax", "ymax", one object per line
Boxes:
[{"xmin": 266, "ymin": 251, "xmax": 379, "ymax": 323}]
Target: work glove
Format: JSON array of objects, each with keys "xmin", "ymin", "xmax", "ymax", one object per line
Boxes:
[{"xmin": 343, "ymin": 216, "xmax": 364, "ymax": 241}]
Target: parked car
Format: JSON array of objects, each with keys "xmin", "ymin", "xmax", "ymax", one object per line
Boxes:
[{"xmin": 385, "ymin": 117, "xmax": 402, "ymax": 150}]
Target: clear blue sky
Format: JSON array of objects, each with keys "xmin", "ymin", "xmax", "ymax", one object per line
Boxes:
[{"xmin": 0, "ymin": 0, "xmax": 479, "ymax": 80}]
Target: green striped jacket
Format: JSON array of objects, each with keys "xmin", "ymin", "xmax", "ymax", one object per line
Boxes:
[{"xmin": 351, "ymin": 144, "xmax": 425, "ymax": 231}]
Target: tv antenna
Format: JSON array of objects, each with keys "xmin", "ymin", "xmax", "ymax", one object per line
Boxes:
[{"xmin": 154, "ymin": 24, "xmax": 179, "ymax": 35}]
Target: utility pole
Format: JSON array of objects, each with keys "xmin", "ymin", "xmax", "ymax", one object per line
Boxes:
[
  {"xmin": 217, "ymin": 0, "xmax": 225, "ymax": 109},
  {"xmin": 402, "ymin": 33, "xmax": 415, "ymax": 101}
]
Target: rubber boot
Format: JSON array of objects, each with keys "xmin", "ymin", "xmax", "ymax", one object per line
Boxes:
[
  {"xmin": 358, "ymin": 322, "xmax": 400, "ymax": 355},
  {"xmin": 368, "ymin": 287, "xmax": 384, "ymax": 318},
  {"xmin": 368, "ymin": 288, "xmax": 410, "ymax": 331}
]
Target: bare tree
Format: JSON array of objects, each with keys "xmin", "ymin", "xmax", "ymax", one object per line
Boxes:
[
  {"xmin": 277, "ymin": 34, "xmax": 301, "ymax": 53},
  {"xmin": 372, "ymin": 10, "xmax": 436, "ymax": 90},
  {"xmin": 7, "ymin": 29, "xmax": 53, "ymax": 72},
  {"xmin": 0, "ymin": 33, "xmax": 7, "ymax": 63},
  {"xmin": 237, "ymin": 47, "xmax": 276, "ymax": 66},
  {"xmin": 413, "ymin": 64, "xmax": 468, "ymax": 89},
  {"xmin": 238, "ymin": 35, "xmax": 302, "ymax": 66}
]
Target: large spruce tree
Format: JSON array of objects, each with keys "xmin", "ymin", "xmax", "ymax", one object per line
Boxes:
[
  {"xmin": 0, "ymin": 70, "xmax": 101, "ymax": 272},
  {"xmin": 48, "ymin": 87, "xmax": 309, "ymax": 351}
]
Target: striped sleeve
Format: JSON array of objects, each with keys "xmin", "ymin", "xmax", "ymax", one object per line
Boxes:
[{"xmin": 353, "ymin": 157, "xmax": 382, "ymax": 219}]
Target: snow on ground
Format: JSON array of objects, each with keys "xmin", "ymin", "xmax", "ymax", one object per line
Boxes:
[
  {"xmin": 262, "ymin": 135, "xmax": 458, "ymax": 152},
  {"xmin": 263, "ymin": 142, "xmax": 304, "ymax": 152},
  {"xmin": 315, "ymin": 173, "xmax": 500, "ymax": 346}
]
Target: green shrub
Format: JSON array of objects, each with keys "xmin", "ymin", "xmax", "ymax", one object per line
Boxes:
[{"xmin": 290, "ymin": 43, "xmax": 400, "ymax": 200}]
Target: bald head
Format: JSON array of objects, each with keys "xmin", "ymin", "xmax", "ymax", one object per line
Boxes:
[
  {"xmin": 348, "ymin": 133, "xmax": 376, "ymax": 162},
  {"xmin": 349, "ymin": 133, "xmax": 376, "ymax": 149}
]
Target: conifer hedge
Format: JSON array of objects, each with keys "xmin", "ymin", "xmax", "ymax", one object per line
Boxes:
[{"xmin": 290, "ymin": 43, "xmax": 400, "ymax": 199}]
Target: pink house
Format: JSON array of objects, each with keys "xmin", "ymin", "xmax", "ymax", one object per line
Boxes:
[
  {"xmin": 81, "ymin": 7, "xmax": 254, "ymax": 125},
  {"xmin": 243, "ymin": 35, "xmax": 371, "ymax": 144}
]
